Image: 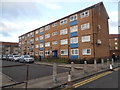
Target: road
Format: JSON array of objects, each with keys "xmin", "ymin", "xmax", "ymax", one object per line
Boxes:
[
  {"xmin": 1, "ymin": 60, "xmax": 69, "ymax": 82},
  {"xmin": 73, "ymin": 68, "xmax": 119, "ymax": 88}
]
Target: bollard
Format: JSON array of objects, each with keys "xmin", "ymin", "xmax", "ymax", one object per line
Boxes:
[
  {"xmin": 67, "ymin": 71, "xmax": 72, "ymax": 88},
  {"xmin": 53, "ymin": 63, "xmax": 57, "ymax": 83},
  {"xmin": 101, "ymin": 59, "xmax": 104, "ymax": 69},
  {"xmin": 84, "ymin": 61, "xmax": 87, "ymax": 74},
  {"xmin": 107, "ymin": 59, "xmax": 109, "ymax": 68},
  {"xmin": 109, "ymin": 62, "xmax": 113, "ymax": 71},
  {"xmin": 94, "ymin": 59, "xmax": 97, "ymax": 72},
  {"xmin": 112, "ymin": 58, "xmax": 114, "ymax": 66},
  {"xmin": 71, "ymin": 62, "xmax": 74, "ymax": 77}
]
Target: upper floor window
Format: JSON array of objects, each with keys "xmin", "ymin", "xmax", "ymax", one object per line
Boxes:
[
  {"xmin": 40, "ymin": 28, "xmax": 44, "ymax": 32},
  {"xmin": 40, "ymin": 36, "xmax": 44, "ymax": 40},
  {"xmin": 70, "ymin": 25, "xmax": 78, "ymax": 33},
  {"xmin": 45, "ymin": 34, "xmax": 50, "ymax": 39},
  {"xmin": 114, "ymin": 38, "xmax": 118, "ymax": 41},
  {"xmin": 35, "ymin": 30, "xmax": 39, "ymax": 34},
  {"xmin": 82, "ymin": 36, "xmax": 90, "ymax": 42},
  {"xmin": 52, "ymin": 32, "xmax": 58, "ymax": 36},
  {"xmin": 52, "ymin": 23, "xmax": 57, "ymax": 27},
  {"xmin": 22, "ymin": 36, "xmax": 24, "ymax": 39},
  {"xmin": 36, "ymin": 37, "xmax": 39, "ymax": 41},
  {"xmin": 115, "ymin": 42, "xmax": 118, "ymax": 45},
  {"xmin": 40, "ymin": 44, "xmax": 44, "ymax": 47},
  {"xmin": 60, "ymin": 39, "xmax": 68, "ymax": 45},
  {"xmin": 45, "ymin": 25, "xmax": 50, "ymax": 31},
  {"xmin": 81, "ymin": 23, "xmax": 90, "ymax": 30},
  {"xmin": 115, "ymin": 47, "xmax": 118, "ymax": 50},
  {"xmin": 70, "ymin": 14, "xmax": 77, "ymax": 22},
  {"xmin": 35, "ymin": 45, "xmax": 39, "ymax": 48},
  {"xmin": 70, "ymin": 37, "xmax": 78, "ymax": 44},
  {"xmin": 71, "ymin": 49, "xmax": 79, "ymax": 55},
  {"xmin": 82, "ymin": 48, "xmax": 91, "ymax": 55},
  {"xmin": 45, "ymin": 42, "xmax": 50, "ymax": 47},
  {"xmin": 52, "ymin": 41, "xmax": 58, "ymax": 45},
  {"xmin": 27, "ymin": 34, "xmax": 29, "ymax": 37},
  {"xmin": 60, "ymin": 28, "xmax": 68, "ymax": 35},
  {"xmin": 80, "ymin": 10, "xmax": 89, "ymax": 18},
  {"xmin": 60, "ymin": 18, "xmax": 68, "ymax": 25}
]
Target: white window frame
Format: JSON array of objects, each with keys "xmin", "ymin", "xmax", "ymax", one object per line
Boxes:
[
  {"xmin": 60, "ymin": 18, "xmax": 68, "ymax": 25},
  {"xmin": 60, "ymin": 39, "xmax": 68, "ymax": 45},
  {"xmin": 70, "ymin": 14, "xmax": 77, "ymax": 22},
  {"xmin": 70, "ymin": 37, "xmax": 78, "ymax": 44},
  {"xmin": 40, "ymin": 51, "xmax": 43, "ymax": 55},
  {"xmin": 40, "ymin": 44, "xmax": 44, "ymax": 48},
  {"xmin": 45, "ymin": 34, "xmax": 50, "ymax": 39},
  {"xmin": 114, "ymin": 38, "xmax": 118, "ymax": 40},
  {"xmin": 40, "ymin": 36, "xmax": 44, "ymax": 40},
  {"xmin": 52, "ymin": 23, "xmax": 57, "ymax": 27},
  {"xmin": 40, "ymin": 28, "xmax": 44, "ymax": 32},
  {"xmin": 115, "ymin": 47, "xmax": 118, "ymax": 50},
  {"xmin": 52, "ymin": 41, "xmax": 58, "ymax": 45},
  {"xmin": 35, "ymin": 45, "xmax": 39, "ymax": 48},
  {"xmin": 45, "ymin": 51, "xmax": 50, "ymax": 55},
  {"xmin": 71, "ymin": 49, "xmax": 79, "ymax": 55},
  {"xmin": 82, "ymin": 36, "xmax": 90, "ymax": 42},
  {"xmin": 80, "ymin": 10, "xmax": 89, "ymax": 18},
  {"xmin": 36, "ymin": 37, "xmax": 39, "ymax": 41},
  {"xmin": 45, "ymin": 42, "xmax": 50, "ymax": 47},
  {"xmin": 61, "ymin": 49, "xmax": 68, "ymax": 55},
  {"xmin": 81, "ymin": 23, "xmax": 90, "ymax": 30},
  {"xmin": 115, "ymin": 42, "xmax": 118, "ymax": 45},
  {"xmin": 35, "ymin": 30, "xmax": 39, "ymax": 34},
  {"xmin": 52, "ymin": 32, "xmax": 58, "ymax": 36},
  {"xmin": 60, "ymin": 28, "xmax": 68, "ymax": 35},
  {"xmin": 45, "ymin": 25, "xmax": 50, "ymax": 31},
  {"xmin": 82, "ymin": 48, "xmax": 91, "ymax": 55},
  {"xmin": 70, "ymin": 25, "xmax": 78, "ymax": 33},
  {"xmin": 27, "ymin": 34, "xmax": 29, "ymax": 37}
]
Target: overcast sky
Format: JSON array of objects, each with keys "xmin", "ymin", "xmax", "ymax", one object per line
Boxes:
[{"xmin": 0, "ymin": 0, "xmax": 119, "ymax": 43}]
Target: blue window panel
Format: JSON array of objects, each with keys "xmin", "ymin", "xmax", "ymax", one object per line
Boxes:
[
  {"xmin": 70, "ymin": 43, "xmax": 78, "ymax": 48},
  {"xmin": 70, "ymin": 32, "xmax": 78, "ymax": 37},
  {"xmin": 70, "ymin": 20, "xmax": 78, "ymax": 26},
  {"xmin": 40, "ymin": 48, "xmax": 44, "ymax": 51},
  {"xmin": 40, "ymin": 40, "xmax": 44, "ymax": 43},
  {"xmin": 71, "ymin": 55, "xmax": 78, "ymax": 59},
  {"xmin": 40, "ymin": 32, "xmax": 44, "ymax": 35},
  {"xmin": 30, "ymin": 48, "xmax": 33, "ymax": 52}
]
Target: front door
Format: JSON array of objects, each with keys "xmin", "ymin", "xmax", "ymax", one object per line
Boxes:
[{"xmin": 52, "ymin": 50, "xmax": 58, "ymax": 57}]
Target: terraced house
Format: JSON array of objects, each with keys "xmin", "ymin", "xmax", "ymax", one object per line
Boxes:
[{"xmin": 19, "ymin": 2, "xmax": 110, "ymax": 59}]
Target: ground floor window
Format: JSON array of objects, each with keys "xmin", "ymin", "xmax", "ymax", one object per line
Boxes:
[
  {"xmin": 45, "ymin": 51, "xmax": 50, "ymax": 55},
  {"xmin": 71, "ymin": 49, "xmax": 79, "ymax": 55},
  {"xmin": 82, "ymin": 48, "xmax": 91, "ymax": 55},
  {"xmin": 61, "ymin": 49, "xmax": 68, "ymax": 55}
]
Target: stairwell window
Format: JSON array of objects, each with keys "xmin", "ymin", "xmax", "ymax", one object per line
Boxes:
[
  {"xmin": 70, "ymin": 14, "xmax": 77, "ymax": 22},
  {"xmin": 40, "ymin": 28, "xmax": 44, "ymax": 32},
  {"xmin": 70, "ymin": 37, "xmax": 78, "ymax": 44},
  {"xmin": 71, "ymin": 49, "xmax": 79, "ymax": 55},
  {"xmin": 80, "ymin": 10, "xmax": 89, "ymax": 18},
  {"xmin": 82, "ymin": 49, "xmax": 91, "ymax": 55},
  {"xmin": 40, "ymin": 44, "xmax": 44, "ymax": 48},
  {"xmin": 81, "ymin": 23, "xmax": 90, "ymax": 30},
  {"xmin": 60, "ymin": 18, "xmax": 68, "ymax": 25},
  {"xmin": 35, "ymin": 30, "xmax": 39, "ymax": 34},
  {"xmin": 82, "ymin": 36, "xmax": 90, "ymax": 42},
  {"xmin": 70, "ymin": 25, "xmax": 78, "ymax": 33},
  {"xmin": 40, "ymin": 36, "xmax": 44, "ymax": 40},
  {"xmin": 60, "ymin": 28, "xmax": 68, "ymax": 35}
]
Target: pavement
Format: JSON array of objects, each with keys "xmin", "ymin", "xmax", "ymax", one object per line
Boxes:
[{"xmin": 2, "ymin": 61, "xmax": 120, "ymax": 89}]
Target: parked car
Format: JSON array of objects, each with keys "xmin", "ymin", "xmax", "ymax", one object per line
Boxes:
[
  {"xmin": 19, "ymin": 55, "xmax": 34, "ymax": 63},
  {"xmin": 7, "ymin": 54, "xmax": 13, "ymax": 61},
  {"xmin": 2, "ymin": 55, "xmax": 7, "ymax": 60},
  {"xmin": 11, "ymin": 55, "xmax": 20, "ymax": 62}
]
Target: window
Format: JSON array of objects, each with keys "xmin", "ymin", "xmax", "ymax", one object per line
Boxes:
[
  {"xmin": 70, "ymin": 37, "xmax": 78, "ymax": 43},
  {"xmin": 60, "ymin": 18, "xmax": 68, "ymax": 25},
  {"xmin": 45, "ymin": 51, "xmax": 50, "ymax": 55},
  {"xmin": 27, "ymin": 34, "xmax": 29, "ymax": 37},
  {"xmin": 115, "ymin": 42, "xmax": 118, "ymax": 45},
  {"xmin": 22, "ymin": 36, "xmax": 24, "ymax": 39},
  {"xmin": 82, "ymin": 49, "xmax": 91, "ymax": 55},
  {"xmin": 61, "ymin": 49, "xmax": 68, "ymax": 55},
  {"xmin": 35, "ymin": 30, "xmax": 39, "ymax": 34},
  {"xmin": 36, "ymin": 37, "xmax": 39, "ymax": 41},
  {"xmin": 81, "ymin": 23, "xmax": 90, "ymax": 30},
  {"xmin": 40, "ymin": 36, "xmax": 44, "ymax": 40},
  {"xmin": 45, "ymin": 25, "xmax": 50, "ymax": 30},
  {"xmin": 45, "ymin": 34, "xmax": 50, "ymax": 39},
  {"xmin": 71, "ymin": 49, "xmax": 79, "ymax": 55},
  {"xmin": 82, "ymin": 36, "xmax": 90, "ymax": 42},
  {"xmin": 70, "ymin": 25, "xmax": 78, "ymax": 33},
  {"xmin": 40, "ymin": 44, "xmax": 44, "ymax": 47},
  {"xmin": 52, "ymin": 23, "xmax": 57, "ymax": 27},
  {"xmin": 35, "ymin": 52, "xmax": 39, "ymax": 56},
  {"xmin": 115, "ymin": 47, "xmax": 118, "ymax": 50},
  {"xmin": 52, "ymin": 32, "xmax": 58, "ymax": 36},
  {"xmin": 61, "ymin": 39, "xmax": 68, "ymax": 45},
  {"xmin": 80, "ymin": 11, "xmax": 89, "ymax": 18},
  {"xmin": 45, "ymin": 42, "xmax": 50, "ymax": 47},
  {"xmin": 40, "ymin": 51, "xmax": 43, "ymax": 55},
  {"xmin": 114, "ymin": 38, "xmax": 118, "ymax": 40},
  {"xmin": 70, "ymin": 14, "xmax": 77, "ymax": 22},
  {"xmin": 40, "ymin": 28, "xmax": 44, "ymax": 32},
  {"xmin": 60, "ymin": 28, "xmax": 68, "ymax": 35},
  {"xmin": 35, "ymin": 45, "xmax": 39, "ymax": 48},
  {"xmin": 52, "ymin": 41, "xmax": 58, "ymax": 45}
]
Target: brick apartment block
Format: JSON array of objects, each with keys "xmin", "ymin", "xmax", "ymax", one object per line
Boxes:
[{"xmin": 19, "ymin": 2, "xmax": 110, "ymax": 59}]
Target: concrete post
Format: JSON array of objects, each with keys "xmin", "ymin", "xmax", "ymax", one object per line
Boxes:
[
  {"xmin": 94, "ymin": 59, "xmax": 97, "ymax": 72},
  {"xmin": 107, "ymin": 59, "xmax": 109, "ymax": 68},
  {"xmin": 84, "ymin": 61, "xmax": 87, "ymax": 73},
  {"xmin": 101, "ymin": 59, "xmax": 104, "ymax": 69},
  {"xmin": 71, "ymin": 62, "xmax": 74, "ymax": 77},
  {"xmin": 53, "ymin": 63, "xmax": 57, "ymax": 83}
]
